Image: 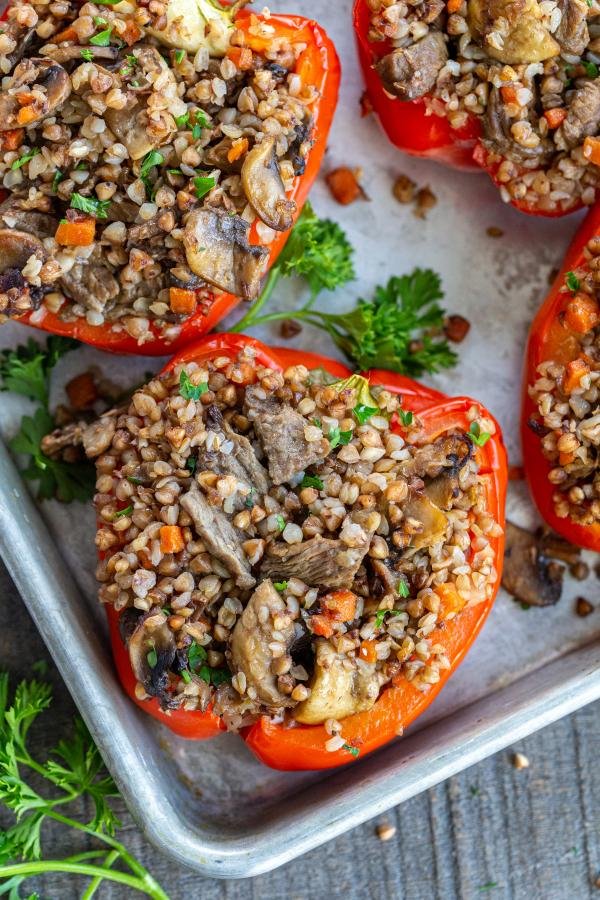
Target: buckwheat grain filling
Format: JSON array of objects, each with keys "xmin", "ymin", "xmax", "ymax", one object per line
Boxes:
[
  {"xmin": 90, "ymin": 348, "xmax": 501, "ymax": 741},
  {"xmin": 368, "ymin": 0, "xmax": 600, "ymax": 212}
]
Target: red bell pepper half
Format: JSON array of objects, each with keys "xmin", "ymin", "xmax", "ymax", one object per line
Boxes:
[
  {"xmin": 522, "ymin": 206, "xmax": 600, "ymax": 551},
  {"xmin": 105, "ymin": 333, "xmax": 507, "ymax": 769},
  {"xmin": 4, "ymin": 10, "xmax": 340, "ymax": 355},
  {"xmin": 353, "ymin": 0, "xmax": 578, "ymax": 217}
]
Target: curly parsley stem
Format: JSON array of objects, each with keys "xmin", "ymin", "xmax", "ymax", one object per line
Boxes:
[
  {"xmin": 0, "ymin": 861, "xmax": 168, "ymax": 898},
  {"xmin": 231, "ymin": 264, "xmax": 281, "ymax": 332}
]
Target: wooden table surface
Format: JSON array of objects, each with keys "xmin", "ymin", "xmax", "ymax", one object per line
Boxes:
[{"xmin": 2, "ymin": 558, "xmax": 599, "ymax": 900}]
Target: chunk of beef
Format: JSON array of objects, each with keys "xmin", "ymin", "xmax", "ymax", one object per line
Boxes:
[
  {"xmin": 484, "ymin": 87, "xmax": 552, "ymax": 163},
  {"xmin": 554, "ymin": 0, "xmax": 589, "ymax": 55},
  {"xmin": 127, "ymin": 217, "xmax": 163, "ymax": 245},
  {"xmin": 244, "ymin": 385, "xmax": 330, "ymax": 484},
  {"xmin": 0, "ymin": 197, "xmax": 56, "ymax": 236},
  {"xmin": 180, "ymin": 482, "xmax": 255, "ymax": 588},
  {"xmin": 260, "ymin": 532, "xmax": 370, "ymax": 589},
  {"xmin": 229, "ymin": 579, "xmax": 295, "ymax": 708},
  {"xmin": 197, "ymin": 405, "xmax": 269, "ymax": 495},
  {"xmin": 375, "ymin": 33, "xmax": 447, "ymax": 101},
  {"xmin": 561, "ymin": 81, "xmax": 600, "ymax": 149},
  {"xmin": 60, "ymin": 262, "xmax": 120, "ymax": 310}
]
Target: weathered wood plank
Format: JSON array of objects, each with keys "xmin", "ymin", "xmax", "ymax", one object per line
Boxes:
[{"xmin": 1, "ymin": 559, "xmax": 599, "ymax": 900}]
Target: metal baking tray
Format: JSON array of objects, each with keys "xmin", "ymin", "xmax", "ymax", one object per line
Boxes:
[{"xmin": 2, "ymin": 0, "xmax": 600, "ymax": 878}]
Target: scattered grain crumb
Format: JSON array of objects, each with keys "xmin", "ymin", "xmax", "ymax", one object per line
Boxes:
[
  {"xmin": 570, "ymin": 561, "xmax": 590, "ymax": 581},
  {"xmin": 486, "ymin": 226, "xmax": 504, "ymax": 238},
  {"xmin": 392, "ymin": 174, "xmax": 416, "ymax": 204},
  {"xmin": 325, "ymin": 167, "xmax": 367, "ymax": 205},
  {"xmin": 280, "ymin": 319, "xmax": 302, "ymax": 339},
  {"xmin": 376, "ymin": 821, "xmax": 396, "ymax": 841},
  {"xmin": 444, "ymin": 314, "xmax": 471, "ymax": 343},
  {"xmin": 576, "ymin": 596, "xmax": 594, "ymax": 617},
  {"xmin": 413, "ymin": 186, "xmax": 437, "ymax": 219},
  {"xmin": 360, "ymin": 90, "xmax": 373, "ymax": 117},
  {"xmin": 512, "ymin": 751, "xmax": 530, "ymax": 770}
]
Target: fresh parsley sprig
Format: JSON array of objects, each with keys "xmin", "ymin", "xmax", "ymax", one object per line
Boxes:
[
  {"xmin": 0, "ymin": 672, "xmax": 169, "ymax": 899},
  {"xmin": 0, "ymin": 337, "xmax": 77, "ymax": 407}
]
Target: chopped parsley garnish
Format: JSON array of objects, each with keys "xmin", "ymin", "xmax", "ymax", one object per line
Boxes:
[
  {"xmin": 201, "ymin": 667, "xmax": 232, "ymax": 686},
  {"xmin": 119, "ymin": 53, "xmax": 137, "ymax": 75},
  {"xmin": 113, "ymin": 505, "xmax": 133, "ymax": 520},
  {"xmin": 245, "ymin": 488, "xmax": 255, "ymax": 509},
  {"xmin": 468, "ymin": 421, "xmax": 491, "ymax": 447},
  {"xmin": 181, "ymin": 669, "xmax": 192, "ymax": 684},
  {"xmin": 566, "ymin": 270, "xmax": 580, "ymax": 292},
  {"xmin": 174, "ymin": 49, "xmax": 186, "ymax": 64},
  {"xmin": 167, "ymin": 168, "xmax": 183, "ymax": 175},
  {"xmin": 312, "ymin": 417, "xmax": 322, "ymax": 428},
  {"xmin": 374, "ymin": 609, "xmax": 404, "ymax": 629},
  {"xmin": 174, "ymin": 112, "xmax": 190, "ymax": 129},
  {"xmin": 80, "ymin": 47, "xmax": 94, "ymax": 61},
  {"xmin": 51, "ymin": 169, "xmax": 64, "ymax": 193},
  {"xmin": 398, "ymin": 408, "xmax": 413, "ymax": 427},
  {"xmin": 89, "ymin": 24, "xmax": 113, "ymax": 46},
  {"xmin": 70, "ymin": 192, "xmax": 110, "ymax": 218},
  {"xmin": 193, "ymin": 175, "xmax": 216, "ymax": 200},
  {"xmin": 187, "ymin": 642, "xmax": 208, "ymax": 671},
  {"xmin": 397, "ymin": 578, "xmax": 409, "ymax": 598},
  {"xmin": 353, "ymin": 403, "xmax": 378, "ymax": 425},
  {"xmin": 0, "ymin": 336, "xmax": 77, "ymax": 407},
  {"xmin": 274, "ymin": 581, "xmax": 288, "ymax": 592},
  {"xmin": 328, "ymin": 426, "xmax": 352, "ymax": 449},
  {"xmin": 146, "ymin": 648, "xmax": 158, "ymax": 669},
  {"xmin": 342, "ymin": 743, "xmax": 360, "ymax": 757},
  {"xmin": 583, "ymin": 60, "xmax": 598, "ymax": 78},
  {"xmin": 520, "ymin": 602, "xmax": 531, "ymax": 611},
  {"xmin": 185, "ymin": 456, "xmax": 197, "ymax": 474},
  {"xmin": 127, "ymin": 475, "xmax": 143, "ymax": 484},
  {"xmin": 179, "ymin": 369, "xmax": 208, "ymax": 400},
  {"xmin": 300, "ymin": 474, "xmax": 324, "ymax": 490},
  {"xmin": 11, "ymin": 148, "xmax": 40, "ymax": 170},
  {"xmin": 275, "ymin": 513, "xmax": 286, "ymax": 532},
  {"xmin": 139, "ymin": 149, "xmax": 164, "ymax": 179},
  {"xmin": 93, "ymin": 15, "xmax": 108, "ymax": 24},
  {"xmin": 191, "ymin": 110, "xmax": 210, "ymax": 140}
]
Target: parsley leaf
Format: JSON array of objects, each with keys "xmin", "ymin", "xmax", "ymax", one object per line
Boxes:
[
  {"xmin": 273, "ymin": 581, "xmax": 288, "ymax": 592},
  {"xmin": 51, "ymin": 169, "xmax": 64, "ymax": 193},
  {"xmin": 398, "ymin": 408, "xmax": 413, "ymax": 426},
  {"xmin": 300, "ymin": 474, "xmax": 324, "ymax": 490},
  {"xmin": 70, "ymin": 192, "xmax": 110, "ymax": 218},
  {"xmin": 89, "ymin": 24, "xmax": 113, "ymax": 46},
  {"xmin": 0, "ymin": 336, "xmax": 77, "ymax": 406},
  {"xmin": 193, "ymin": 175, "xmax": 215, "ymax": 199},
  {"xmin": 275, "ymin": 513, "xmax": 286, "ymax": 532},
  {"xmin": 566, "ymin": 271, "xmax": 580, "ymax": 292},
  {"xmin": 80, "ymin": 47, "xmax": 94, "ymax": 61},
  {"xmin": 187, "ymin": 642, "xmax": 208, "ymax": 671},
  {"xmin": 179, "ymin": 369, "xmax": 208, "ymax": 400},
  {"xmin": 397, "ymin": 578, "xmax": 410, "ymax": 598},
  {"xmin": 146, "ymin": 648, "xmax": 158, "ymax": 669},
  {"xmin": 139, "ymin": 149, "xmax": 163, "ymax": 179},
  {"xmin": 185, "ymin": 456, "xmax": 197, "ymax": 474},
  {"xmin": 468, "ymin": 421, "xmax": 491, "ymax": 447},
  {"xmin": 328, "ymin": 426, "xmax": 352, "ymax": 449},
  {"xmin": 9, "ymin": 407, "xmax": 95, "ymax": 503},
  {"xmin": 11, "ymin": 149, "xmax": 39, "ymax": 171},
  {"xmin": 174, "ymin": 49, "xmax": 186, "ymax": 64},
  {"xmin": 174, "ymin": 112, "xmax": 190, "ymax": 129},
  {"xmin": 342, "ymin": 743, "xmax": 359, "ymax": 757},
  {"xmin": 375, "ymin": 609, "xmax": 404, "ymax": 628},
  {"xmin": 583, "ymin": 60, "xmax": 598, "ymax": 78},
  {"xmin": 353, "ymin": 403, "xmax": 378, "ymax": 425},
  {"xmin": 113, "ymin": 505, "xmax": 132, "ymax": 520}
]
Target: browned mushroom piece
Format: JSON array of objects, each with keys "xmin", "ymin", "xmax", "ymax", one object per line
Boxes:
[
  {"xmin": 41, "ymin": 44, "xmax": 119, "ymax": 64},
  {"xmin": 105, "ymin": 103, "xmax": 171, "ymax": 161},
  {"xmin": 241, "ymin": 136, "xmax": 296, "ymax": 231},
  {"xmin": 0, "ymin": 228, "xmax": 47, "ymax": 272},
  {"xmin": 468, "ymin": 0, "xmax": 560, "ymax": 63},
  {"xmin": 0, "ymin": 57, "xmax": 71, "ymax": 131},
  {"xmin": 128, "ymin": 611, "xmax": 178, "ymax": 707},
  {"xmin": 502, "ymin": 520, "xmax": 565, "ymax": 607},
  {"xmin": 183, "ymin": 207, "xmax": 269, "ymax": 300}
]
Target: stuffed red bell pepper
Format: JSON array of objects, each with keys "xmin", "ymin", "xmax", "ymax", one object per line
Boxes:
[
  {"xmin": 354, "ymin": 0, "xmax": 600, "ymax": 216},
  {"xmin": 85, "ymin": 333, "xmax": 506, "ymax": 769},
  {"xmin": 523, "ymin": 206, "xmax": 600, "ymax": 551},
  {"xmin": 0, "ymin": 1, "xmax": 339, "ymax": 354}
]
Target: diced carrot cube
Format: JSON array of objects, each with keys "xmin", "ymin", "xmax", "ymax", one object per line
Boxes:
[
  {"xmin": 447, "ymin": 0, "xmax": 463, "ymax": 11},
  {"xmin": 160, "ymin": 525, "xmax": 185, "ymax": 554},
  {"xmin": 227, "ymin": 45, "xmax": 253, "ymax": 70},
  {"xmin": 1, "ymin": 129, "xmax": 24, "ymax": 151},
  {"xmin": 500, "ymin": 85, "xmax": 518, "ymax": 104},
  {"xmin": 583, "ymin": 136, "xmax": 600, "ymax": 166},
  {"xmin": 321, "ymin": 589, "xmax": 357, "ymax": 622},
  {"xmin": 169, "ymin": 286, "xmax": 197, "ymax": 315},
  {"xmin": 435, "ymin": 583, "xmax": 466, "ymax": 620},
  {"xmin": 55, "ymin": 216, "xmax": 96, "ymax": 246},
  {"xmin": 16, "ymin": 106, "xmax": 38, "ymax": 126},
  {"xmin": 310, "ymin": 614, "xmax": 335, "ymax": 638},
  {"xmin": 121, "ymin": 19, "xmax": 142, "ymax": 46},
  {"xmin": 544, "ymin": 107, "xmax": 567, "ymax": 129},
  {"xmin": 563, "ymin": 357, "xmax": 590, "ymax": 394},
  {"xmin": 53, "ymin": 25, "xmax": 79, "ymax": 43},
  {"xmin": 325, "ymin": 167, "xmax": 363, "ymax": 205},
  {"xmin": 564, "ymin": 293, "xmax": 600, "ymax": 334},
  {"xmin": 359, "ymin": 640, "xmax": 378, "ymax": 665},
  {"xmin": 227, "ymin": 137, "xmax": 249, "ymax": 163}
]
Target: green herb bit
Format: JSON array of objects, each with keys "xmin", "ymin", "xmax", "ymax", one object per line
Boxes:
[
  {"xmin": 94, "ymin": 15, "xmax": 108, "ymax": 24},
  {"xmin": 469, "ymin": 785, "xmax": 481, "ymax": 797},
  {"xmin": 146, "ymin": 648, "xmax": 158, "ymax": 668},
  {"xmin": 89, "ymin": 24, "xmax": 113, "ymax": 46},
  {"xmin": 0, "ymin": 335, "xmax": 77, "ymax": 406},
  {"xmin": 179, "ymin": 369, "xmax": 208, "ymax": 400},
  {"xmin": 174, "ymin": 111, "xmax": 190, "ymax": 129},
  {"xmin": 566, "ymin": 270, "xmax": 580, "ymax": 293},
  {"xmin": 80, "ymin": 47, "xmax": 94, "ymax": 61},
  {"xmin": 398, "ymin": 408, "xmax": 413, "ymax": 427},
  {"xmin": 273, "ymin": 581, "xmax": 288, "ymax": 592},
  {"xmin": 126, "ymin": 475, "xmax": 143, "ymax": 485},
  {"xmin": 245, "ymin": 488, "xmax": 255, "ymax": 509},
  {"xmin": 181, "ymin": 669, "xmax": 192, "ymax": 684},
  {"xmin": 520, "ymin": 602, "xmax": 531, "ymax": 611},
  {"xmin": 342, "ymin": 743, "xmax": 360, "ymax": 758},
  {"xmin": 275, "ymin": 513, "xmax": 286, "ymax": 532},
  {"xmin": 113, "ymin": 505, "xmax": 133, "ymax": 520},
  {"xmin": 185, "ymin": 456, "xmax": 197, "ymax": 474},
  {"xmin": 167, "ymin": 168, "xmax": 183, "ymax": 175},
  {"xmin": 397, "ymin": 578, "xmax": 409, "ymax": 598},
  {"xmin": 328, "ymin": 425, "xmax": 353, "ymax": 449},
  {"xmin": 353, "ymin": 403, "xmax": 379, "ymax": 425},
  {"xmin": 584, "ymin": 60, "xmax": 598, "ymax": 77},
  {"xmin": 11, "ymin": 148, "xmax": 40, "ymax": 170},
  {"xmin": 174, "ymin": 49, "xmax": 186, "ymax": 63},
  {"xmin": 300, "ymin": 474, "xmax": 324, "ymax": 490},
  {"xmin": 51, "ymin": 169, "xmax": 64, "ymax": 193},
  {"xmin": 139, "ymin": 149, "xmax": 164, "ymax": 179},
  {"xmin": 187, "ymin": 641, "xmax": 208, "ymax": 671},
  {"xmin": 374, "ymin": 609, "xmax": 404, "ymax": 629},
  {"xmin": 468, "ymin": 421, "xmax": 491, "ymax": 447},
  {"xmin": 210, "ymin": 668, "xmax": 232, "ymax": 686},
  {"xmin": 70, "ymin": 192, "xmax": 110, "ymax": 219},
  {"xmin": 312, "ymin": 417, "xmax": 322, "ymax": 428},
  {"xmin": 193, "ymin": 175, "xmax": 216, "ymax": 200}
]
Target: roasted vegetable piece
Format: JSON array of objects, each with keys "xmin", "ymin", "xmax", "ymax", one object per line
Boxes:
[
  {"xmin": 100, "ymin": 334, "xmax": 506, "ymax": 768},
  {"xmin": 523, "ymin": 205, "xmax": 600, "ymax": 550}
]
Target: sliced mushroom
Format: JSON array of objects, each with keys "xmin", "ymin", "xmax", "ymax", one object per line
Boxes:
[
  {"xmin": 468, "ymin": 0, "xmax": 560, "ymax": 63},
  {"xmin": 402, "ymin": 432, "xmax": 473, "ymax": 480},
  {"xmin": 229, "ymin": 580, "xmax": 296, "ymax": 708},
  {"xmin": 425, "ymin": 471, "xmax": 460, "ymax": 510},
  {"xmin": 41, "ymin": 44, "xmax": 119, "ymax": 64},
  {"xmin": 402, "ymin": 493, "xmax": 448, "ymax": 550},
  {"xmin": 294, "ymin": 638, "xmax": 383, "ymax": 724},
  {"xmin": 128, "ymin": 611, "xmax": 178, "ymax": 707},
  {"xmin": 502, "ymin": 521, "xmax": 564, "ymax": 607},
  {"xmin": 0, "ymin": 58, "xmax": 71, "ymax": 131},
  {"xmin": 146, "ymin": 0, "xmax": 234, "ymax": 56},
  {"xmin": 105, "ymin": 104, "xmax": 166, "ymax": 161},
  {"xmin": 241, "ymin": 137, "xmax": 296, "ymax": 232},
  {"xmin": 0, "ymin": 228, "xmax": 47, "ymax": 273},
  {"xmin": 183, "ymin": 207, "xmax": 269, "ymax": 300}
]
